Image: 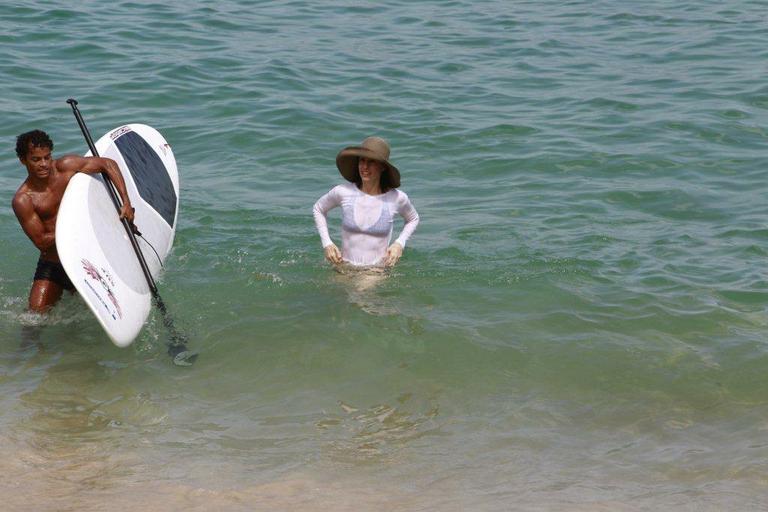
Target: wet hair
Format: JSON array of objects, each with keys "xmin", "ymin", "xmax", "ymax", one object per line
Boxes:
[
  {"xmin": 16, "ymin": 130, "xmax": 53, "ymax": 159},
  {"xmin": 353, "ymin": 158, "xmax": 395, "ymax": 193}
]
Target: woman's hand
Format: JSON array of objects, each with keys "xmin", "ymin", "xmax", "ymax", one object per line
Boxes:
[
  {"xmin": 324, "ymin": 244, "xmax": 343, "ymax": 264},
  {"xmin": 384, "ymin": 242, "xmax": 403, "ymax": 267}
]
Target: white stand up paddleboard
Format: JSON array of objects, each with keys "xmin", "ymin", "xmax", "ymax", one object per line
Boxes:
[{"xmin": 55, "ymin": 124, "xmax": 179, "ymax": 347}]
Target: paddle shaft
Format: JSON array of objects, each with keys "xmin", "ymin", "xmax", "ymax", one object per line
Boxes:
[{"xmin": 66, "ymin": 98, "xmax": 183, "ymax": 343}]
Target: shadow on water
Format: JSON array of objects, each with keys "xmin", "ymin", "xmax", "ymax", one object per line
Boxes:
[
  {"xmin": 0, "ymin": 314, "xmax": 453, "ymax": 511},
  {"xmin": 316, "ymin": 391, "xmax": 442, "ymax": 464},
  {"xmin": 0, "ymin": 330, "xmax": 171, "ymax": 510},
  {"xmin": 0, "ymin": 295, "xmax": 172, "ymax": 509}
]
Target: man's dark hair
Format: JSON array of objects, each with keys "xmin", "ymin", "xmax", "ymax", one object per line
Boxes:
[{"xmin": 16, "ymin": 130, "xmax": 54, "ymax": 159}]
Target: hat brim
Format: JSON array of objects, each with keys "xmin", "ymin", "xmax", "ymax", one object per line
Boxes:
[{"xmin": 336, "ymin": 147, "xmax": 401, "ymax": 189}]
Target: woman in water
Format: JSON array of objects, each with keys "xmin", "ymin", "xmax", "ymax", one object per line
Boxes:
[{"xmin": 313, "ymin": 136, "xmax": 419, "ymax": 269}]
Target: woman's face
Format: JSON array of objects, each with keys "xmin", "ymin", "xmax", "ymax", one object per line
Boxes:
[{"xmin": 358, "ymin": 157, "xmax": 384, "ymax": 185}]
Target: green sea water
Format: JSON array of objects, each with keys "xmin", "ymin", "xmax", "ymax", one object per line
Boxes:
[{"xmin": 1, "ymin": 1, "xmax": 768, "ymax": 510}]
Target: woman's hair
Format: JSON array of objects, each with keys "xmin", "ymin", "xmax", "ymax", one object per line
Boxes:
[
  {"xmin": 353, "ymin": 158, "xmax": 394, "ymax": 193},
  {"xmin": 16, "ymin": 130, "xmax": 54, "ymax": 159}
]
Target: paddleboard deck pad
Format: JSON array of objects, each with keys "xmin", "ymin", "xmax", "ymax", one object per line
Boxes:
[{"xmin": 55, "ymin": 124, "xmax": 179, "ymax": 347}]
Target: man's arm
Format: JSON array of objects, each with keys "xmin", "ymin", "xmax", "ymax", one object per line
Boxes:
[
  {"xmin": 12, "ymin": 194, "xmax": 56, "ymax": 254},
  {"xmin": 57, "ymin": 155, "xmax": 135, "ymax": 222}
]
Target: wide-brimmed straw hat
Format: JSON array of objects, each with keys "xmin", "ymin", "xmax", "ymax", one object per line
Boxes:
[{"xmin": 335, "ymin": 136, "xmax": 401, "ymax": 189}]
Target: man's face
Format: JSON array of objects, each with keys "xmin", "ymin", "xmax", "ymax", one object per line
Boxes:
[{"xmin": 20, "ymin": 144, "xmax": 53, "ymax": 179}]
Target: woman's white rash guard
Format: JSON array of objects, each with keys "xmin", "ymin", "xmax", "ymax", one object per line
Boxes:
[{"xmin": 313, "ymin": 183, "xmax": 420, "ymax": 266}]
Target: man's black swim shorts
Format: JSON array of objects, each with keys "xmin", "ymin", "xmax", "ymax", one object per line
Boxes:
[{"xmin": 34, "ymin": 258, "xmax": 75, "ymax": 291}]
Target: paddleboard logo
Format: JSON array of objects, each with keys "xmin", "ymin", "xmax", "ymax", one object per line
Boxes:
[
  {"xmin": 110, "ymin": 125, "xmax": 132, "ymax": 140},
  {"xmin": 81, "ymin": 259, "xmax": 123, "ymax": 320}
]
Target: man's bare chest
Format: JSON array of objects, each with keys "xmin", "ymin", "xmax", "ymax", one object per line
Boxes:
[{"xmin": 28, "ymin": 177, "xmax": 70, "ymax": 222}]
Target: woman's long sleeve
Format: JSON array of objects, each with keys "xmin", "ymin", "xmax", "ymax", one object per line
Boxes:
[
  {"xmin": 394, "ymin": 192, "xmax": 420, "ymax": 248},
  {"xmin": 312, "ymin": 187, "xmax": 342, "ymax": 248}
]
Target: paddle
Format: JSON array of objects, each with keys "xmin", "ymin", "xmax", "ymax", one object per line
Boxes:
[{"xmin": 66, "ymin": 99, "xmax": 197, "ymax": 366}]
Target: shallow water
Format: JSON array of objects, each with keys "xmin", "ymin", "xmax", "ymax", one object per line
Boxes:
[{"xmin": 2, "ymin": 1, "xmax": 768, "ymax": 510}]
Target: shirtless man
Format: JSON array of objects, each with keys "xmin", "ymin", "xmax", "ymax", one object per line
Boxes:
[{"xmin": 12, "ymin": 129, "xmax": 135, "ymax": 313}]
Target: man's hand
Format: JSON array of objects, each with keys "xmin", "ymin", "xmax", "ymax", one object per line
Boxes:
[
  {"xmin": 324, "ymin": 244, "xmax": 342, "ymax": 265},
  {"xmin": 119, "ymin": 203, "xmax": 135, "ymax": 224},
  {"xmin": 384, "ymin": 242, "xmax": 403, "ymax": 267}
]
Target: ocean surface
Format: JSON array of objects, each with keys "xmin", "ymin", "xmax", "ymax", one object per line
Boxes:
[{"xmin": 1, "ymin": 1, "xmax": 767, "ymax": 510}]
